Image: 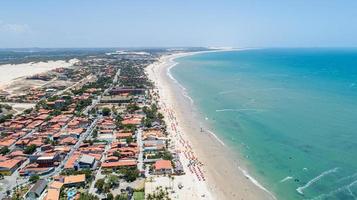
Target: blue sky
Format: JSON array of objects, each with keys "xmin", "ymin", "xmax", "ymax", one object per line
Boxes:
[{"xmin": 1, "ymin": 0, "xmax": 357, "ymax": 48}]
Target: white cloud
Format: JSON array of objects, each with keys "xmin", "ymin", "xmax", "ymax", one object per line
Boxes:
[{"xmin": 0, "ymin": 20, "xmax": 31, "ymax": 34}]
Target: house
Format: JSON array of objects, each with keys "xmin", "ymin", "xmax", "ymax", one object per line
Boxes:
[
  {"xmin": 75, "ymin": 154, "xmax": 95, "ymax": 169},
  {"xmin": 101, "ymin": 160, "xmax": 137, "ymax": 169},
  {"xmin": 45, "ymin": 188, "xmax": 60, "ymax": 200},
  {"xmin": 0, "ymin": 139, "xmax": 17, "ymax": 148},
  {"xmin": 19, "ymin": 163, "xmax": 54, "ymax": 176},
  {"xmin": 26, "ymin": 179, "xmax": 48, "ymax": 200},
  {"xmin": 45, "ymin": 180, "xmax": 64, "ymax": 200},
  {"xmin": 0, "ymin": 158, "xmax": 25, "ymax": 175},
  {"xmin": 142, "ymin": 129, "xmax": 166, "ymax": 140},
  {"xmin": 121, "ymin": 117, "xmax": 141, "ymax": 126},
  {"xmin": 59, "ymin": 136, "xmax": 77, "ymax": 145},
  {"xmin": 48, "ymin": 181, "xmax": 63, "ymax": 190},
  {"xmin": 115, "ymin": 132, "xmax": 133, "ymax": 139},
  {"xmin": 154, "ymin": 160, "xmax": 173, "ymax": 175},
  {"xmin": 63, "ymin": 174, "xmax": 86, "ymax": 187}
]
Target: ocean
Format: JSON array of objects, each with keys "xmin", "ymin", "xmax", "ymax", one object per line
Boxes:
[{"xmin": 170, "ymin": 49, "xmax": 357, "ymax": 200}]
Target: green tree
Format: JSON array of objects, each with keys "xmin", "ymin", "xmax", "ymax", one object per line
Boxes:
[
  {"xmin": 107, "ymin": 175, "xmax": 119, "ymax": 188},
  {"xmin": 95, "ymin": 178, "xmax": 105, "ymax": 192},
  {"xmin": 78, "ymin": 193, "xmax": 99, "ymax": 200},
  {"xmin": 114, "ymin": 194, "xmax": 128, "ymax": 200},
  {"xmin": 113, "ymin": 151, "xmax": 121, "ymax": 158},
  {"xmin": 126, "ymin": 103, "xmax": 140, "ymax": 114},
  {"xmin": 146, "ymin": 186, "xmax": 171, "ymax": 200},
  {"xmin": 119, "ymin": 167, "xmax": 139, "ymax": 182},
  {"xmin": 29, "ymin": 175, "xmax": 40, "ymax": 183},
  {"xmin": 24, "ymin": 144, "xmax": 37, "ymax": 154},
  {"xmin": 106, "ymin": 193, "xmax": 114, "ymax": 200},
  {"xmin": 102, "ymin": 107, "xmax": 111, "ymax": 116},
  {"xmin": 0, "ymin": 147, "xmax": 9, "ymax": 155}
]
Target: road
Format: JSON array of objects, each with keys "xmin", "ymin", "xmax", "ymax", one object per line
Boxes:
[
  {"xmin": 137, "ymin": 129, "xmax": 144, "ymax": 173},
  {"xmin": 88, "ymin": 143, "xmax": 111, "ymax": 199}
]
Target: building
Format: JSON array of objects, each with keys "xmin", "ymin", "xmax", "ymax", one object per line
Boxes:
[
  {"xmin": 154, "ymin": 160, "xmax": 173, "ymax": 175},
  {"xmin": 0, "ymin": 158, "xmax": 25, "ymax": 175},
  {"xmin": 101, "ymin": 95, "xmax": 132, "ymax": 103},
  {"xmin": 101, "ymin": 160, "xmax": 137, "ymax": 169},
  {"xmin": 26, "ymin": 179, "xmax": 48, "ymax": 200},
  {"xmin": 45, "ymin": 188, "xmax": 60, "ymax": 200},
  {"xmin": 36, "ymin": 153, "xmax": 61, "ymax": 167},
  {"xmin": 63, "ymin": 174, "xmax": 86, "ymax": 187},
  {"xmin": 109, "ymin": 87, "xmax": 145, "ymax": 95},
  {"xmin": 75, "ymin": 154, "xmax": 95, "ymax": 169}
]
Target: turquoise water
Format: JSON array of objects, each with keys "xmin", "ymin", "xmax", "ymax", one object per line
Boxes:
[{"xmin": 171, "ymin": 49, "xmax": 357, "ymax": 200}]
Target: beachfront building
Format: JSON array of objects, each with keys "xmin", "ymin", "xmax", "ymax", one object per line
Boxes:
[{"xmin": 153, "ymin": 160, "xmax": 173, "ymax": 175}]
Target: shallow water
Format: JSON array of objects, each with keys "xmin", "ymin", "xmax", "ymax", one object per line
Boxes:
[{"xmin": 171, "ymin": 49, "xmax": 357, "ymax": 200}]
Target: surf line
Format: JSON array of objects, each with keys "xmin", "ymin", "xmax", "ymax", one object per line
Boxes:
[
  {"xmin": 296, "ymin": 167, "xmax": 339, "ymax": 194},
  {"xmin": 166, "ymin": 59, "xmax": 194, "ymax": 105},
  {"xmin": 238, "ymin": 166, "xmax": 278, "ymax": 200},
  {"xmin": 206, "ymin": 130, "xmax": 226, "ymax": 146},
  {"xmin": 307, "ymin": 179, "xmax": 357, "ymax": 200},
  {"xmin": 280, "ymin": 176, "xmax": 293, "ymax": 183}
]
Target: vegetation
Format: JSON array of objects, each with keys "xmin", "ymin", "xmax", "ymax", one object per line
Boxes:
[
  {"xmin": 106, "ymin": 193, "xmax": 114, "ymax": 200},
  {"xmin": 0, "ymin": 146, "xmax": 9, "ymax": 155},
  {"xmin": 142, "ymin": 104, "xmax": 162, "ymax": 127},
  {"xmin": 0, "ymin": 114, "xmax": 13, "ymax": 123},
  {"xmin": 146, "ymin": 151, "xmax": 173, "ymax": 161},
  {"xmin": 133, "ymin": 191, "xmax": 145, "ymax": 200},
  {"xmin": 126, "ymin": 103, "xmax": 140, "ymax": 114},
  {"xmin": 94, "ymin": 178, "xmax": 105, "ymax": 192},
  {"xmin": 24, "ymin": 144, "xmax": 37, "ymax": 154},
  {"xmin": 29, "ymin": 175, "xmax": 40, "ymax": 183},
  {"xmin": 118, "ymin": 167, "xmax": 140, "ymax": 182},
  {"xmin": 113, "ymin": 151, "xmax": 121, "ymax": 158},
  {"xmin": 102, "ymin": 107, "xmax": 111, "ymax": 116},
  {"xmin": 0, "ymin": 104, "xmax": 12, "ymax": 110},
  {"xmin": 107, "ymin": 175, "xmax": 119, "ymax": 188},
  {"xmin": 23, "ymin": 108, "xmax": 33, "ymax": 114},
  {"xmin": 76, "ymin": 99, "xmax": 92, "ymax": 112},
  {"xmin": 146, "ymin": 186, "xmax": 171, "ymax": 200},
  {"xmin": 114, "ymin": 193, "xmax": 128, "ymax": 200},
  {"xmin": 78, "ymin": 193, "xmax": 99, "ymax": 200}
]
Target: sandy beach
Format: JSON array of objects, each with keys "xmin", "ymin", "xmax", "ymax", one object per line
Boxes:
[
  {"xmin": 146, "ymin": 51, "xmax": 276, "ymax": 200},
  {"xmin": 0, "ymin": 59, "xmax": 78, "ymax": 90}
]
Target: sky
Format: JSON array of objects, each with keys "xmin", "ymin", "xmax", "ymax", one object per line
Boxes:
[{"xmin": 1, "ymin": 0, "xmax": 357, "ymax": 48}]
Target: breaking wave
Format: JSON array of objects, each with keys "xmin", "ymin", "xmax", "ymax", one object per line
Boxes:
[
  {"xmin": 280, "ymin": 176, "xmax": 293, "ymax": 183},
  {"xmin": 206, "ymin": 130, "xmax": 225, "ymax": 146},
  {"xmin": 296, "ymin": 167, "xmax": 339, "ymax": 194}
]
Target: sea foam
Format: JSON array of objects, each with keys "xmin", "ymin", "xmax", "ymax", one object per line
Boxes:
[{"xmin": 296, "ymin": 167, "xmax": 339, "ymax": 194}]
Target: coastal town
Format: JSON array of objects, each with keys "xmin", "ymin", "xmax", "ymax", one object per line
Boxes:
[{"xmin": 0, "ymin": 49, "xmax": 212, "ymax": 200}]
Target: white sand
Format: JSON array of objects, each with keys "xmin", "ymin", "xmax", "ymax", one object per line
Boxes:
[
  {"xmin": 0, "ymin": 59, "xmax": 78, "ymax": 89},
  {"xmin": 146, "ymin": 52, "xmax": 276, "ymax": 200}
]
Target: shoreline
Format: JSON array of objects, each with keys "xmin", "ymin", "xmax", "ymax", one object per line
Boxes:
[{"xmin": 146, "ymin": 50, "xmax": 276, "ymax": 200}]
